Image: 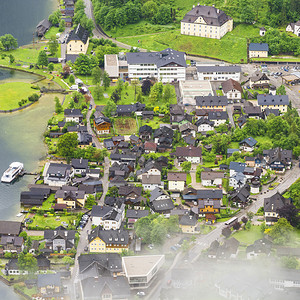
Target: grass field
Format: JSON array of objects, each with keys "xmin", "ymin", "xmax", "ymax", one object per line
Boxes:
[
  {"xmin": 29, "ymin": 214, "xmax": 78, "ymax": 230},
  {"xmin": 233, "ymin": 226, "xmax": 263, "ymax": 245},
  {"xmin": 139, "ymin": 116, "xmax": 167, "ymax": 129},
  {"xmin": 118, "ymin": 24, "xmax": 260, "ymax": 63},
  {"xmin": 0, "ymin": 82, "xmax": 38, "ymax": 110},
  {"xmin": 44, "ymin": 26, "xmax": 60, "ymax": 40},
  {"xmin": 114, "ymin": 117, "xmax": 137, "ymax": 135}
]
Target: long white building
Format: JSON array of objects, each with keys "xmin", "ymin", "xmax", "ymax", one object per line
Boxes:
[
  {"xmin": 197, "ymin": 65, "xmax": 241, "ymax": 81},
  {"xmin": 126, "ymin": 48, "xmax": 187, "ymax": 83}
]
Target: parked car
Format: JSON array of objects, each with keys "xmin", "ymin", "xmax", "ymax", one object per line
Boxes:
[{"xmin": 137, "ymin": 291, "xmax": 146, "ymax": 297}]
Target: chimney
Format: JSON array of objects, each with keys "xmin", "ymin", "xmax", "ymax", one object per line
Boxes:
[
  {"xmin": 217, "ymin": 9, "xmax": 220, "ymax": 13},
  {"xmin": 65, "ymin": 231, "xmax": 68, "ymax": 237}
]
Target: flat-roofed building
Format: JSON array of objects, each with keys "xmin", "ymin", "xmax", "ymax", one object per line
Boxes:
[
  {"xmin": 179, "ymin": 80, "xmax": 213, "ymax": 105},
  {"xmin": 122, "ymin": 255, "xmax": 165, "ymax": 289},
  {"xmin": 104, "ymin": 54, "xmax": 119, "ymax": 78}
]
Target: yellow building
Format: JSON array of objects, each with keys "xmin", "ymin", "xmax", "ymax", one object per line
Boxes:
[
  {"xmin": 257, "ymin": 94, "xmax": 289, "ymax": 113},
  {"xmin": 181, "ymin": 5, "xmax": 233, "ymax": 39},
  {"xmin": 66, "ymin": 24, "xmax": 89, "ymax": 55},
  {"xmin": 88, "ymin": 226, "xmax": 129, "ymax": 253},
  {"xmin": 195, "ymin": 95, "xmax": 228, "ymax": 111},
  {"xmin": 55, "ymin": 188, "xmax": 86, "ymax": 209},
  {"xmin": 179, "ymin": 214, "xmax": 198, "ymax": 234},
  {"xmin": 249, "ymin": 43, "xmax": 269, "ymax": 58}
]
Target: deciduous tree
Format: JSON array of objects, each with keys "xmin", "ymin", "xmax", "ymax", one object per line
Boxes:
[
  {"xmin": 57, "ymin": 132, "xmax": 78, "ymax": 158},
  {"xmin": 37, "ymin": 50, "xmax": 48, "ymax": 68},
  {"xmin": 269, "ymin": 218, "xmax": 294, "ymax": 245}
]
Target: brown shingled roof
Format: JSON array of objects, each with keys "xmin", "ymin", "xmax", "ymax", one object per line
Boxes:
[{"xmin": 167, "ymin": 172, "xmax": 187, "ymax": 181}]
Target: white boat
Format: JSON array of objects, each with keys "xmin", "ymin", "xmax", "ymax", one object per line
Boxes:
[{"xmin": 1, "ymin": 162, "xmax": 24, "ymax": 183}]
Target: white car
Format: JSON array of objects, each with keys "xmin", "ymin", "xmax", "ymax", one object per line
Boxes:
[{"xmin": 70, "ymin": 85, "xmax": 78, "ymax": 91}]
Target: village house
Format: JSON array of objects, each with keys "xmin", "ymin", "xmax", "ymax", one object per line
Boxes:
[
  {"xmin": 142, "ymin": 174, "xmax": 163, "ymax": 191},
  {"xmin": 137, "ymin": 161, "xmax": 161, "ymax": 180},
  {"xmin": 126, "ymin": 209, "xmax": 149, "ymax": 229},
  {"xmin": 286, "ymin": 20, "xmax": 300, "ymax": 36},
  {"xmin": 150, "ymin": 187, "xmax": 170, "ymax": 202},
  {"xmin": 179, "ymin": 122, "xmax": 197, "ymax": 138},
  {"xmin": 167, "ymin": 172, "xmax": 187, "ymax": 192},
  {"xmin": 264, "ymin": 192, "xmax": 291, "ymax": 225},
  {"xmin": 20, "ymin": 187, "xmax": 51, "ymax": 207},
  {"xmin": 37, "ymin": 273, "xmax": 62, "ymax": 298},
  {"xmin": 88, "ymin": 226, "xmax": 129, "ymax": 253},
  {"xmin": 55, "ymin": 186, "xmax": 86, "ymax": 209},
  {"xmin": 64, "ymin": 108, "xmax": 83, "ymax": 123},
  {"xmin": 243, "ymin": 105, "xmax": 264, "ymax": 119},
  {"xmin": 201, "ymin": 171, "xmax": 224, "ymax": 187},
  {"xmin": 66, "ymin": 24, "xmax": 90, "ymax": 61},
  {"xmin": 239, "ymin": 137, "xmax": 258, "ymax": 152},
  {"xmin": 144, "ymin": 142, "xmax": 157, "ymax": 154},
  {"xmin": 0, "ymin": 221, "xmax": 22, "ymax": 238},
  {"xmin": 78, "ymin": 253, "xmax": 123, "ymax": 280},
  {"xmin": 126, "ymin": 48, "xmax": 187, "ymax": 83},
  {"xmin": 179, "ymin": 213, "xmax": 198, "ymax": 233},
  {"xmin": 246, "ymin": 238, "xmax": 272, "ymax": 260},
  {"xmin": 195, "ymin": 95, "xmax": 228, "ymax": 111},
  {"xmin": 153, "ymin": 126, "xmax": 174, "ymax": 152},
  {"xmin": 197, "ymin": 65, "xmax": 241, "ymax": 81},
  {"xmin": 123, "ymin": 255, "xmax": 165, "ymax": 289},
  {"xmin": 227, "ymin": 149, "xmax": 240, "ymax": 157},
  {"xmin": 175, "ymin": 146, "xmax": 202, "ymax": 165},
  {"xmin": 229, "ymin": 161, "xmax": 246, "ymax": 177},
  {"xmin": 245, "ymin": 156, "xmax": 255, "ymax": 167},
  {"xmin": 150, "ymin": 198, "xmax": 175, "ymax": 216},
  {"xmin": 257, "ymin": 94, "xmax": 289, "ymax": 113},
  {"xmin": 0, "ymin": 236, "xmax": 24, "ymax": 253},
  {"xmin": 263, "ymin": 148, "xmax": 293, "ymax": 173},
  {"xmin": 195, "ymin": 117, "xmax": 214, "ymax": 133},
  {"xmin": 36, "ymin": 19, "xmax": 51, "ymax": 37},
  {"xmin": 249, "ymin": 43, "xmax": 269, "ymax": 58},
  {"xmin": 91, "ymin": 203, "xmax": 125, "ymax": 230},
  {"xmin": 71, "ymin": 158, "xmax": 88, "ymax": 175},
  {"xmin": 207, "ymin": 111, "xmax": 228, "ymax": 126},
  {"xmin": 221, "ymin": 79, "xmax": 243, "ymax": 100},
  {"xmin": 139, "ymin": 125, "xmax": 153, "ymax": 141},
  {"xmin": 229, "ymin": 184, "xmax": 250, "ymax": 208},
  {"xmin": 117, "ymin": 102, "xmax": 145, "ymax": 116},
  {"xmin": 181, "ymin": 5, "xmax": 233, "ymax": 39},
  {"xmin": 94, "ymin": 116, "xmax": 111, "ymax": 135},
  {"xmin": 249, "ymin": 71, "xmax": 270, "ymax": 89},
  {"xmin": 44, "ymin": 226, "xmax": 76, "ymax": 252},
  {"xmin": 81, "ymin": 276, "xmax": 130, "ymax": 300},
  {"xmin": 229, "ymin": 172, "xmax": 246, "ymax": 189}
]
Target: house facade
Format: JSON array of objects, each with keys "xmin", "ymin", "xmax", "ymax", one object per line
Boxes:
[
  {"xmin": 66, "ymin": 24, "xmax": 89, "ymax": 55},
  {"xmin": 197, "ymin": 65, "xmax": 241, "ymax": 81},
  {"xmin": 94, "ymin": 116, "xmax": 111, "ymax": 135},
  {"xmin": 221, "ymin": 79, "xmax": 243, "ymax": 100},
  {"xmin": 167, "ymin": 172, "xmax": 187, "ymax": 192},
  {"xmin": 249, "ymin": 43, "xmax": 269, "ymax": 58},
  {"xmin": 257, "ymin": 94, "xmax": 289, "ymax": 113},
  {"xmin": 126, "ymin": 48, "xmax": 187, "ymax": 83},
  {"xmin": 286, "ymin": 20, "xmax": 300, "ymax": 36},
  {"xmin": 181, "ymin": 5, "xmax": 233, "ymax": 39}
]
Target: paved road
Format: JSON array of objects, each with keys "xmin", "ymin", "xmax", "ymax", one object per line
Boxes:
[
  {"xmin": 148, "ymin": 164, "xmax": 300, "ymax": 299},
  {"xmin": 227, "ymin": 105, "xmax": 236, "ymax": 129}
]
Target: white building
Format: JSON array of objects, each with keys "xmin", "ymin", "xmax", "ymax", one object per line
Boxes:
[
  {"xmin": 126, "ymin": 48, "xmax": 186, "ymax": 83},
  {"xmin": 201, "ymin": 171, "xmax": 224, "ymax": 187},
  {"xmin": 181, "ymin": 5, "xmax": 233, "ymax": 39},
  {"xmin": 286, "ymin": 20, "xmax": 300, "ymax": 37},
  {"xmin": 167, "ymin": 172, "xmax": 186, "ymax": 192},
  {"xmin": 197, "ymin": 65, "xmax": 241, "ymax": 81},
  {"xmin": 221, "ymin": 79, "xmax": 243, "ymax": 100},
  {"xmin": 142, "ymin": 175, "xmax": 163, "ymax": 191}
]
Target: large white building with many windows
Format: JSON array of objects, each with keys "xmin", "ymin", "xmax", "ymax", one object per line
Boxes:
[
  {"xmin": 126, "ymin": 48, "xmax": 187, "ymax": 83},
  {"xmin": 181, "ymin": 5, "xmax": 233, "ymax": 39}
]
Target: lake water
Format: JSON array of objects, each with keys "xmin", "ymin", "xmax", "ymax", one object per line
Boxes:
[
  {"xmin": 0, "ymin": 0, "xmax": 57, "ymax": 46},
  {"xmin": 0, "ymin": 67, "xmax": 60, "ymax": 299}
]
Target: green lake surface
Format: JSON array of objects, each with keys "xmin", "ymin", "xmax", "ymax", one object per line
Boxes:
[{"xmin": 0, "ymin": 67, "xmax": 58, "ymax": 299}]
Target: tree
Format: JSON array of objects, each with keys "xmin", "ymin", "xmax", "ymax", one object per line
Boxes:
[
  {"xmin": 92, "ymin": 66, "xmax": 103, "ymax": 85},
  {"xmin": 26, "ymin": 236, "xmax": 32, "ymax": 249},
  {"xmin": 85, "ymin": 195, "xmax": 97, "ymax": 209},
  {"xmin": 69, "ymin": 75, "xmax": 75, "ymax": 85},
  {"xmin": 93, "ymin": 85, "xmax": 104, "ymax": 102},
  {"xmin": 0, "ymin": 41, "xmax": 3, "ymax": 51},
  {"xmin": 48, "ymin": 10, "xmax": 61, "ymax": 25},
  {"xmin": 280, "ymin": 256, "xmax": 299, "ymax": 269},
  {"xmin": 152, "ymin": 4, "xmax": 171, "ymax": 25},
  {"xmin": 150, "ymin": 222, "xmax": 167, "ymax": 245},
  {"xmin": 9, "ymin": 54, "xmax": 15, "ymax": 64},
  {"xmin": 247, "ymin": 211, "xmax": 254, "ymax": 221},
  {"xmin": 240, "ymin": 0, "xmax": 255, "ymax": 24},
  {"xmin": 102, "ymin": 71, "xmax": 111, "ymax": 90},
  {"xmin": 18, "ymin": 253, "xmax": 38, "ymax": 273},
  {"xmin": 103, "ymin": 100, "xmax": 116, "ymax": 117},
  {"xmin": 269, "ymin": 218, "xmax": 294, "ymax": 245},
  {"xmin": 233, "ymin": 222, "xmax": 241, "ymax": 231},
  {"xmin": 131, "ymin": 78, "xmax": 140, "ymax": 101},
  {"xmin": 163, "ymin": 84, "xmax": 175, "ymax": 103},
  {"xmin": 62, "ymin": 256, "xmax": 74, "ymax": 265},
  {"xmin": 222, "ymin": 227, "xmax": 231, "ymax": 238},
  {"xmin": 277, "ymin": 204, "xmax": 300, "ymax": 227},
  {"xmin": 245, "ymin": 221, "xmax": 252, "ymax": 230},
  {"xmin": 55, "ymin": 97, "xmax": 63, "ymax": 113},
  {"xmin": 181, "ymin": 161, "xmax": 192, "ymax": 173},
  {"xmin": 135, "ymin": 216, "xmax": 152, "ymax": 244},
  {"xmin": 241, "ymin": 216, "xmax": 248, "ymax": 224},
  {"xmin": 276, "ymin": 84, "xmax": 286, "ymax": 95},
  {"xmin": 57, "ymin": 132, "xmax": 78, "ymax": 158},
  {"xmin": 0, "ymin": 34, "xmax": 18, "ymax": 51},
  {"xmin": 37, "ymin": 50, "xmax": 48, "ymax": 68},
  {"xmin": 62, "ymin": 64, "xmax": 71, "ymax": 77},
  {"xmin": 107, "ymin": 186, "xmax": 119, "ymax": 197},
  {"xmin": 59, "ymin": 19, "xmax": 66, "ymax": 32},
  {"xmin": 48, "ymin": 63, "xmax": 54, "ymax": 72},
  {"xmin": 48, "ymin": 36, "xmax": 59, "ymax": 56},
  {"xmin": 19, "ymin": 232, "xmax": 28, "ymax": 240},
  {"xmin": 74, "ymin": 54, "xmax": 92, "ymax": 75},
  {"xmin": 110, "ymin": 88, "xmax": 121, "ymax": 103},
  {"xmin": 141, "ymin": 79, "xmax": 152, "ymax": 95}
]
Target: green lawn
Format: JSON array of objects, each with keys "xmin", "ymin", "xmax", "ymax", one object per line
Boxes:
[
  {"xmin": 140, "ymin": 116, "xmax": 167, "ymax": 129},
  {"xmin": 118, "ymin": 24, "xmax": 259, "ymax": 63},
  {"xmin": 252, "ymin": 56, "xmax": 300, "ymax": 62},
  {"xmin": 44, "ymin": 26, "xmax": 60, "ymax": 40},
  {"xmin": 186, "ymin": 173, "xmax": 191, "ymax": 185},
  {"xmin": 28, "ymin": 214, "xmax": 78, "ymax": 230},
  {"xmin": 232, "ymin": 226, "xmax": 263, "ymax": 245},
  {"xmin": 0, "ymin": 82, "xmax": 39, "ymax": 110}
]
